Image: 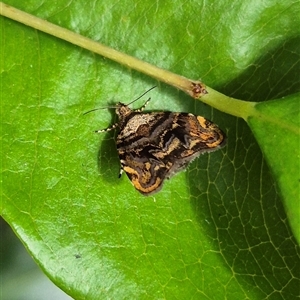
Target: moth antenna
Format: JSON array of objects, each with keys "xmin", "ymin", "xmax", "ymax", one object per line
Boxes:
[
  {"xmin": 83, "ymin": 86, "xmax": 156, "ymax": 115},
  {"xmin": 83, "ymin": 106, "xmax": 117, "ymax": 116},
  {"xmin": 126, "ymin": 86, "xmax": 156, "ymax": 106}
]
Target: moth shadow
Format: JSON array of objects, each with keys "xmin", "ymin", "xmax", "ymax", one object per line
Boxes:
[{"xmin": 96, "ymin": 129, "xmax": 120, "ymax": 184}]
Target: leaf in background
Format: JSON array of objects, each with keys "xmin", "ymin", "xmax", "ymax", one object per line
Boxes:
[{"xmin": 1, "ymin": 0, "xmax": 299, "ymax": 299}]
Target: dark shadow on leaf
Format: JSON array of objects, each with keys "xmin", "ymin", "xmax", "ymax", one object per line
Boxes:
[
  {"xmin": 188, "ymin": 37, "xmax": 300, "ymax": 297},
  {"xmin": 219, "ymin": 36, "xmax": 300, "ymax": 101},
  {"xmin": 189, "ymin": 119, "xmax": 299, "ymax": 296},
  {"xmin": 97, "ymin": 131, "xmax": 120, "ymax": 184},
  {"xmin": 96, "ymin": 108, "xmax": 120, "ymax": 184}
]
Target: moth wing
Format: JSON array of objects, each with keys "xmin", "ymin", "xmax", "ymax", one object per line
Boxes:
[
  {"xmin": 117, "ymin": 112, "xmax": 226, "ymax": 196},
  {"xmin": 119, "ymin": 149, "xmax": 171, "ymax": 195}
]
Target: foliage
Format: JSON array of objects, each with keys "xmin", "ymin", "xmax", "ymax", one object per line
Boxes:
[{"xmin": 1, "ymin": 0, "xmax": 299, "ymax": 299}]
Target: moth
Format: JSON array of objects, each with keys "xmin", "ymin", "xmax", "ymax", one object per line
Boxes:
[{"xmin": 89, "ymin": 89, "xmax": 226, "ymax": 195}]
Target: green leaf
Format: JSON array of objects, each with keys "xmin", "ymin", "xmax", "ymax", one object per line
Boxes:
[
  {"xmin": 247, "ymin": 94, "xmax": 300, "ymax": 243},
  {"xmin": 1, "ymin": 1, "xmax": 299, "ymax": 299},
  {"xmin": 199, "ymin": 90, "xmax": 300, "ymax": 243}
]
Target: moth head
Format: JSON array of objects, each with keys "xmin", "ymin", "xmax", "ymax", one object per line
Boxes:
[{"xmin": 115, "ymin": 103, "xmax": 133, "ymax": 119}]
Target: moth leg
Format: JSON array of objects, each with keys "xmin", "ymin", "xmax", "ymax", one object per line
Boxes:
[
  {"xmin": 133, "ymin": 97, "xmax": 151, "ymax": 113},
  {"xmin": 118, "ymin": 160, "xmax": 126, "ymax": 178},
  {"xmin": 94, "ymin": 123, "xmax": 119, "ymax": 133},
  {"xmin": 118, "ymin": 168, "xmax": 124, "ymax": 178}
]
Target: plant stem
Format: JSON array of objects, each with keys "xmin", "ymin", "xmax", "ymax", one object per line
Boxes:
[{"xmin": 0, "ymin": 2, "xmax": 255, "ymax": 120}]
